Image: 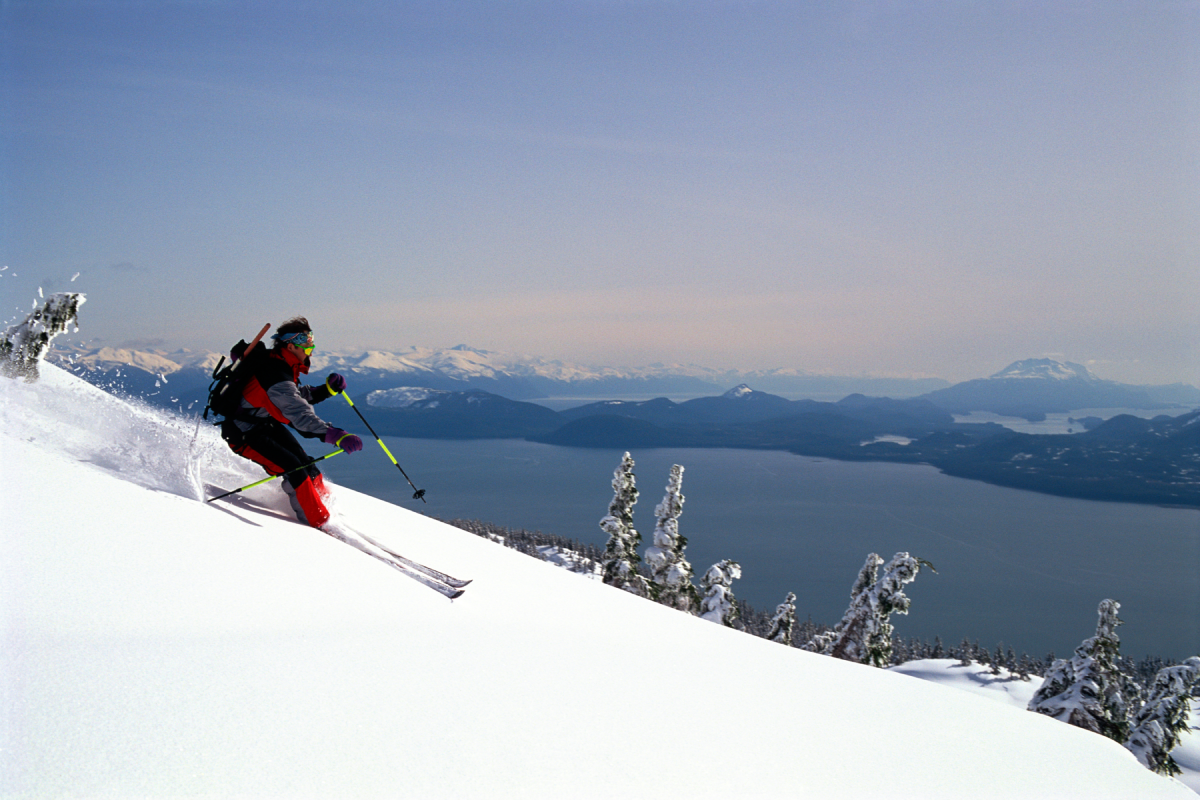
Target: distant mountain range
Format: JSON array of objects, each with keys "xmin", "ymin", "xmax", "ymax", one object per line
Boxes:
[
  {"xmin": 47, "ymin": 342, "xmax": 954, "ymax": 410},
  {"xmin": 45, "ymin": 344, "xmax": 1200, "ymax": 507},
  {"xmin": 47, "ymin": 344, "xmax": 1197, "ymax": 417}
]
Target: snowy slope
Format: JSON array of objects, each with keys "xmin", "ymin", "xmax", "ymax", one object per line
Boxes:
[
  {"xmin": 2, "ymin": 364, "xmax": 1195, "ymax": 799},
  {"xmin": 890, "ymin": 659, "xmax": 1044, "ymax": 707},
  {"xmin": 889, "ymin": 660, "xmax": 1200, "ymax": 795}
]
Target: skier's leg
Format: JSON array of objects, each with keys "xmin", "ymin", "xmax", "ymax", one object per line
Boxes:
[
  {"xmin": 231, "ymin": 422, "xmax": 331, "ymax": 528},
  {"xmin": 261, "ymin": 425, "xmax": 331, "ymax": 527},
  {"xmin": 280, "ymin": 479, "xmax": 330, "ymax": 528},
  {"xmin": 311, "ymin": 471, "xmax": 330, "ymax": 500}
]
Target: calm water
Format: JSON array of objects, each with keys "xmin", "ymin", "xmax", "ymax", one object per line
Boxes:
[{"xmin": 321, "ymin": 437, "xmax": 1199, "ymax": 661}]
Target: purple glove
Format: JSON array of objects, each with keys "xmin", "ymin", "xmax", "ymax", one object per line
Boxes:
[
  {"xmin": 324, "ymin": 426, "xmax": 363, "ymax": 453},
  {"xmin": 325, "ymin": 373, "xmax": 347, "ymax": 393}
]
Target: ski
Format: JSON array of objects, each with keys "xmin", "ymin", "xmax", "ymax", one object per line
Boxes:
[
  {"xmin": 357, "ymin": 531, "xmax": 473, "ymax": 589},
  {"xmin": 322, "ymin": 526, "xmax": 465, "ymax": 600}
]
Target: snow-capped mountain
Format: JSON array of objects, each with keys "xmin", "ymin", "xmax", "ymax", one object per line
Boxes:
[
  {"xmin": 990, "ymin": 358, "xmax": 1099, "ymax": 381},
  {"xmin": 3, "ymin": 361, "xmax": 1196, "ymax": 798},
  {"xmin": 68, "ymin": 346, "xmax": 206, "ymax": 375},
  {"xmin": 314, "ymin": 344, "xmax": 732, "ymax": 385},
  {"xmin": 922, "ymin": 358, "xmax": 1200, "ymax": 418},
  {"xmin": 48, "ymin": 341, "xmax": 740, "ymax": 405},
  {"xmin": 367, "ymin": 386, "xmax": 448, "ymax": 408}
]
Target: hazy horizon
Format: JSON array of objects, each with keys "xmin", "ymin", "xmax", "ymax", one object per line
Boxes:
[
  {"xmin": 46, "ymin": 334, "xmax": 1200, "ymax": 390},
  {"xmin": 4, "ymin": 1, "xmax": 1197, "ymax": 386}
]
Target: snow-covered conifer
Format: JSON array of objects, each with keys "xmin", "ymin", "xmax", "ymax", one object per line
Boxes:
[
  {"xmin": 1027, "ymin": 599, "xmax": 1132, "ymax": 743},
  {"xmin": 1, "ymin": 293, "xmax": 86, "ymax": 382},
  {"xmin": 643, "ymin": 464, "xmax": 700, "ymax": 612},
  {"xmin": 931, "ymin": 636, "xmax": 945, "ymax": 659},
  {"xmin": 806, "ymin": 552, "xmax": 933, "ymax": 667},
  {"xmin": 699, "ymin": 559, "xmax": 741, "ymax": 627},
  {"xmin": 766, "ymin": 592, "xmax": 797, "ymax": 645},
  {"xmin": 599, "ymin": 452, "xmax": 650, "ymax": 597},
  {"xmin": 1016, "ymin": 653, "xmax": 1035, "ymax": 682},
  {"xmin": 1125, "ymin": 657, "xmax": 1200, "ymax": 776}
]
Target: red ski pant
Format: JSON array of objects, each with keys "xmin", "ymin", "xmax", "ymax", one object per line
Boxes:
[{"xmin": 224, "ymin": 420, "xmax": 331, "ymax": 528}]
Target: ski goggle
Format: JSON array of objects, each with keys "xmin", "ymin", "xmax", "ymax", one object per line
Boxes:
[{"xmin": 276, "ymin": 331, "xmax": 315, "ymax": 353}]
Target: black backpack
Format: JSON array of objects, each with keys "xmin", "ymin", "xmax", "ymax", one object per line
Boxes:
[{"xmin": 203, "ymin": 340, "xmax": 269, "ymax": 422}]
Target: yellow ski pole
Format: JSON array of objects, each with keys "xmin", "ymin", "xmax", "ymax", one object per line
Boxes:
[
  {"xmin": 339, "ymin": 392, "xmax": 426, "ymax": 502},
  {"xmin": 206, "ymin": 449, "xmax": 345, "ymax": 504}
]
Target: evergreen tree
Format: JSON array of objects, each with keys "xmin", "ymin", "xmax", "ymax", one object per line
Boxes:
[
  {"xmin": 957, "ymin": 637, "xmax": 973, "ymax": 666},
  {"xmin": 699, "ymin": 559, "xmax": 741, "ymax": 626},
  {"xmin": 990, "ymin": 645, "xmax": 1004, "ymax": 676},
  {"xmin": 599, "ymin": 452, "xmax": 650, "ymax": 597},
  {"xmin": 1016, "ymin": 653, "xmax": 1035, "ymax": 682},
  {"xmin": 766, "ymin": 592, "xmax": 797, "ymax": 645},
  {"xmin": 805, "ymin": 552, "xmax": 933, "ymax": 667},
  {"xmin": 1, "ymin": 293, "xmax": 86, "ymax": 382},
  {"xmin": 1125, "ymin": 657, "xmax": 1200, "ymax": 776},
  {"xmin": 891, "ymin": 637, "xmax": 910, "ymax": 665},
  {"xmin": 1027, "ymin": 599, "xmax": 1132, "ymax": 743},
  {"xmin": 931, "ymin": 636, "xmax": 945, "ymax": 659},
  {"xmin": 643, "ymin": 464, "xmax": 700, "ymax": 612},
  {"xmin": 795, "ymin": 616, "xmax": 825, "ymax": 651}
]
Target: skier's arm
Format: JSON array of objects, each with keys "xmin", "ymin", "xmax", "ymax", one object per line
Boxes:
[
  {"xmin": 300, "ymin": 384, "xmax": 334, "ymax": 405},
  {"xmin": 267, "ymin": 381, "xmax": 332, "ymax": 439},
  {"xmin": 300, "ymin": 373, "xmax": 346, "ymax": 405}
]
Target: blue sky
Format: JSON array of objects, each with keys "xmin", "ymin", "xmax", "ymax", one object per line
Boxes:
[{"xmin": 3, "ymin": 1, "xmax": 1197, "ymax": 384}]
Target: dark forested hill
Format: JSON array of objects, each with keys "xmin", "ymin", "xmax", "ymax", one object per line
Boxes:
[{"xmin": 363, "ymin": 387, "xmax": 1200, "ymax": 507}]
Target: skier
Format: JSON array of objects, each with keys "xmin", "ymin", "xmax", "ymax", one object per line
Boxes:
[{"xmin": 221, "ymin": 317, "xmax": 362, "ymax": 528}]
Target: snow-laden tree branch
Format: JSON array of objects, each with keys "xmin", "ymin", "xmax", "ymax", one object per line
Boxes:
[
  {"xmin": 1126, "ymin": 657, "xmax": 1200, "ymax": 776},
  {"xmin": 1, "ymin": 293, "xmax": 86, "ymax": 382},
  {"xmin": 1027, "ymin": 599, "xmax": 1134, "ymax": 743},
  {"xmin": 766, "ymin": 591, "xmax": 797, "ymax": 645},
  {"xmin": 805, "ymin": 552, "xmax": 934, "ymax": 667},
  {"xmin": 644, "ymin": 464, "xmax": 700, "ymax": 612},
  {"xmin": 599, "ymin": 451, "xmax": 650, "ymax": 597},
  {"xmin": 699, "ymin": 559, "xmax": 742, "ymax": 626}
]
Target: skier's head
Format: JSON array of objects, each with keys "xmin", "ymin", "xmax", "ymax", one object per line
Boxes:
[{"xmin": 272, "ymin": 317, "xmax": 314, "ymax": 356}]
